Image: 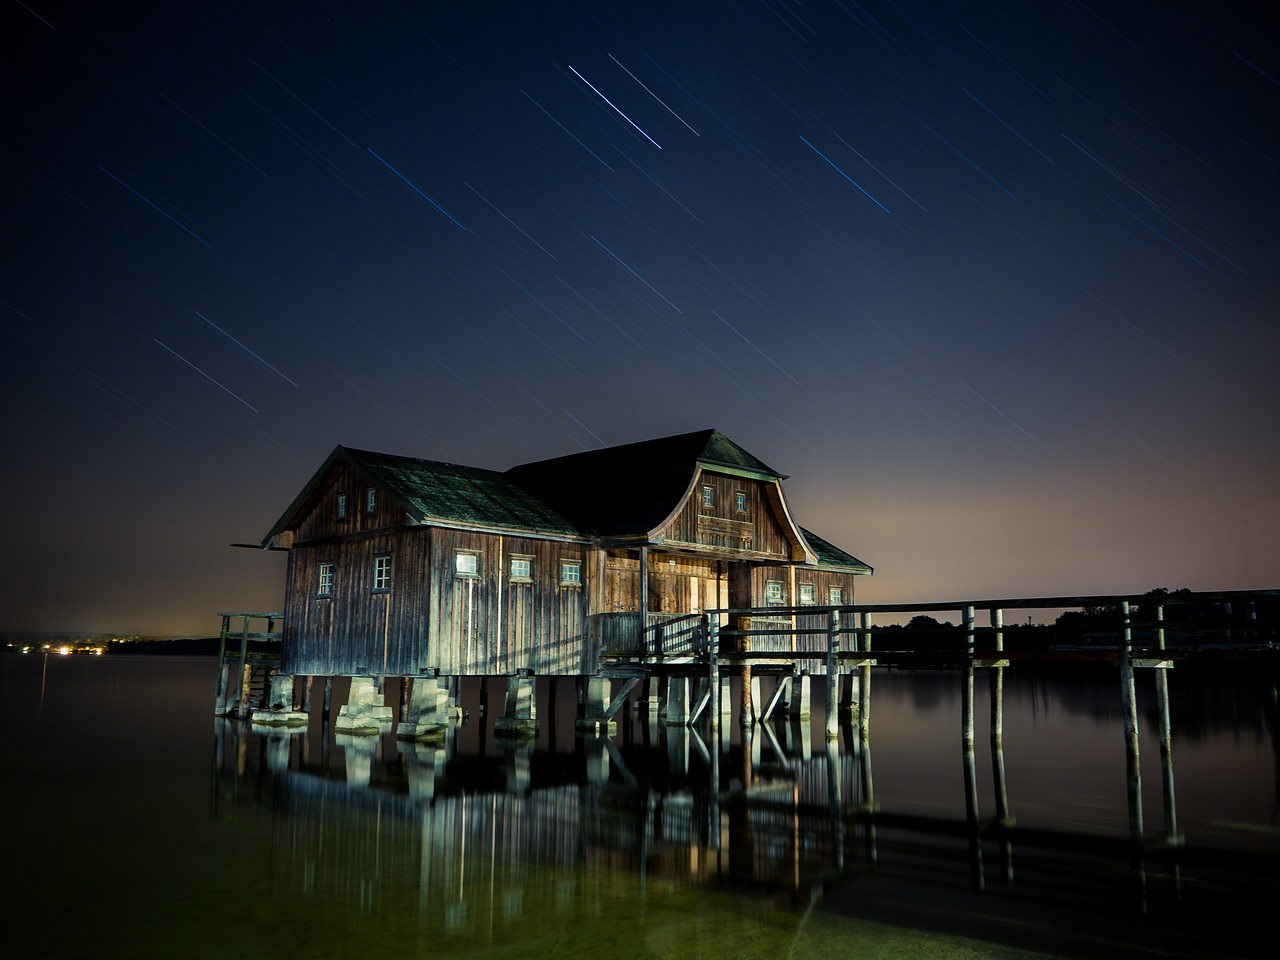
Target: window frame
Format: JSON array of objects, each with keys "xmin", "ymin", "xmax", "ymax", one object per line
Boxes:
[
  {"xmin": 336, "ymin": 493, "xmax": 347, "ymax": 520},
  {"xmin": 372, "ymin": 554, "xmax": 392, "ymax": 593},
  {"xmin": 765, "ymin": 579, "xmax": 785, "ymax": 605},
  {"xmin": 509, "ymin": 555, "xmax": 533, "ymax": 582},
  {"xmin": 701, "ymin": 485, "xmax": 715, "ymax": 509},
  {"xmin": 365, "ymin": 487, "xmax": 377, "ymax": 514},
  {"xmin": 734, "ymin": 490, "xmax": 748, "ymax": 514},
  {"xmin": 560, "ymin": 560, "xmax": 582, "ymax": 587},
  {"xmin": 829, "ymin": 586, "xmax": 844, "ymax": 606},
  {"xmin": 798, "ymin": 582, "xmax": 815, "ymax": 605},
  {"xmin": 317, "ymin": 561, "xmax": 334, "ymax": 598},
  {"xmin": 455, "ymin": 551, "xmax": 480, "ymax": 578}
]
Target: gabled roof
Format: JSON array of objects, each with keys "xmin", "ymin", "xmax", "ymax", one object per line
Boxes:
[
  {"xmin": 505, "ymin": 429, "xmax": 783, "ymax": 536},
  {"xmin": 262, "ymin": 431, "xmax": 868, "ymax": 575},
  {"xmin": 262, "ymin": 446, "xmax": 585, "ymax": 546}
]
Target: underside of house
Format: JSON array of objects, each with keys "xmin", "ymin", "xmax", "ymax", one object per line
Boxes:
[{"xmin": 260, "ymin": 429, "xmax": 871, "ymax": 678}]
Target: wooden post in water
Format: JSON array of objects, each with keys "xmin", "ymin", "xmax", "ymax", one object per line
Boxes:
[
  {"xmin": 990, "ymin": 607, "xmax": 1011, "ymax": 828},
  {"xmin": 858, "ymin": 611, "xmax": 874, "ymax": 814},
  {"xmin": 322, "ymin": 676, "xmax": 333, "ymax": 724},
  {"xmin": 740, "ymin": 616, "xmax": 753, "ymax": 727},
  {"xmin": 1154, "ymin": 603, "xmax": 1181, "ymax": 844},
  {"xmin": 214, "ymin": 615, "xmax": 230, "ymax": 705},
  {"xmin": 1120, "ymin": 600, "xmax": 1144, "ymax": 847},
  {"xmin": 961, "ymin": 605, "xmax": 983, "ymax": 888},
  {"xmin": 825, "ymin": 609, "xmax": 840, "ymax": 740},
  {"xmin": 234, "ymin": 616, "xmax": 252, "ymax": 717}
]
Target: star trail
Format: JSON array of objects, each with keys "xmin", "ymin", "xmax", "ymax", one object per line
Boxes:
[{"xmin": 2, "ymin": 0, "xmax": 1277, "ymax": 634}]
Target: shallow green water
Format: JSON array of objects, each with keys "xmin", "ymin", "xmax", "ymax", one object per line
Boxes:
[{"xmin": 2, "ymin": 655, "xmax": 1276, "ymax": 958}]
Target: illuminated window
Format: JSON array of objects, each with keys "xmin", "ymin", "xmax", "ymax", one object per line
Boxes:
[
  {"xmin": 372, "ymin": 554, "xmax": 392, "ymax": 592},
  {"xmin": 365, "ymin": 488, "xmax": 377, "ymax": 513},
  {"xmin": 336, "ymin": 493, "xmax": 347, "ymax": 519},
  {"xmin": 829, "ymin": 586, "xmax": 843, "ymax": 605},
  {"xmin": 317, "ymin": 562, "xmax": 334, "ymax": 597},
  {"xmin": 765, "ymin": 580, "xmax": 784, "ymax": 605},
  {"xmin": 455, "ymin": 552, "xmax": 479, "ymax": 577},
  {"xmin": 702, "ymin": 485, "xmax": 714, "ymax": 508},
  {"xmin": 799, "ymin": 583, "xmax": 815, "ymax": 605},
  {"xmin": 560, "ymin": 560, "xmax": 582, "ymax": 586},
  {"xmin": 734, "ymin": 491, "xmax": 747, "ymax": 513},
  {"xmin": 510, "ymin": 556, "xmax": 532, "ymax": 581}
]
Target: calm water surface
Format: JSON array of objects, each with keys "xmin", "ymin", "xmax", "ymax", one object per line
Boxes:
[{"xmin": 2, "ymin": 654, "xmax": 1276, "ymax": 959}]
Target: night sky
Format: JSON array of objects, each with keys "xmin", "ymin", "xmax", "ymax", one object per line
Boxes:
[{"xmin": 4, "ymin": 1, "xmax": 1277, "ymax": 636}]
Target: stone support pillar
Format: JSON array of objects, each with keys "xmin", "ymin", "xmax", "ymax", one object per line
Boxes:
[
  {"xmin": 250, "ymin": 673, "xmax": 309, "ymax": 727},
  {"xmin": 495, "ymin": 675, "xmax": 538, "ymax": 738},
  {"xmin": 787, "ymin": 673, "xmax": 812, "ymax": 721},
  {"xmin": 663, "ymin": 676, "xmax": 691, "ymax": 725},
  {"xmin": 576, "ymin": 676, "xmax": 616, "ymax": 735},
  {"xmin": 334, "ymin": 676, "xmax": 393, "ymax": 735}
]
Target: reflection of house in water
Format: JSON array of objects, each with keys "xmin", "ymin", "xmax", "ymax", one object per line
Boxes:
[{"xmin": 213, "ymin": 717, "xmax": 861, "ymax": 929}]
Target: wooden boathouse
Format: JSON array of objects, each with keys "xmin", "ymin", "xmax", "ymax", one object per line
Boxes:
[{"xmin": 218, "ymin": 429, "xmax": 871, "ymax": 733}]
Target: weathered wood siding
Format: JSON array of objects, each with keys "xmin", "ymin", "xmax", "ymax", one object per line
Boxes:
[
  {"xmin": 659, "ymin": 472, "xmax": 793, "ymax": 558},
  {"xmin": 753, "ymin": 563, "xmax": 859, "ymax": 663},
  {"xmin": 282, "ymin": 526, "xmax": 429, "ymax": 676},
  {"xmin": 425, "ymin": 529, "xmax": 591, "ymax": 676},
  {"xmin": 603, "ymin": 552, "xmax": 727, "ymax": 615},
  {"xmin": 291, "ymin": 461, "xmax": 407, "ymax": 544}
]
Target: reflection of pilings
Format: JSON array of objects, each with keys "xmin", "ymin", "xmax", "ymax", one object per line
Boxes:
[{"xmin": 825, "ymin": 738, "xmax": 844, "ymax": 870}]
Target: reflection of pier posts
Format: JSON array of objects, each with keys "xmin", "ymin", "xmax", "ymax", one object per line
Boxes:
[{"xmin": 825, "ymin": 738, "xmax": 844, "ymax": 870}]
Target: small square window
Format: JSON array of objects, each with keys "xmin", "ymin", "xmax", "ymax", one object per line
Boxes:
[
  {"xmin": 829, "ymin": 586, "xmax": 843, "ymax": 605},
  {"xmin": 799, "ymin": 583, "xmax": 815, "ymax": 605},
  {"xmin": 560, "ymin": 560, "xmax": 582, "ymax": 585},
  {"xmin": 510, "ymin": 556, "xmax": 532, "ymax": 580},
  {"xmin": 365, "ymin": 488, "xmax": 377, "ymax": 513},
  {"xmin": 734, "ymin": 491, "xmax": 747, "ymax": 513},
  {"xmin": 765, "ymin": 580, "xmax": 784, "ymax": 605},
  {"xmin": 455, "ymin": 552, "xmax": 479, "ymax": 577},
  {"xmin": 702, "ymin": 485, "xmax": 714, "ymax": 508},
  {"xmin": 336, "ymin": 493, "xmax": 347, "ymax": 519},
  {"xmin": 373, "ymin": 554, "xmax": 392, "ymax": 592},
  {"xmin": 317, "ymin": 562, "xmax": 334, "ymax": 597}
]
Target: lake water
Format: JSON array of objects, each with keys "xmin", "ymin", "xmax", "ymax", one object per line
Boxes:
[{"xmin": 2, "ymin": 654, "xmax": 1276, "ymax": 959}]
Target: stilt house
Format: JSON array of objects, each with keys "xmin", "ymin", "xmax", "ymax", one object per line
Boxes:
[{"xmin": 261, "ymin": 429, "xmax": 871, "ymax": 678}]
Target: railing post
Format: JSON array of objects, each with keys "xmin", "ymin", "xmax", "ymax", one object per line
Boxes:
[
  {"xmin": 708, "ymin": 616, "xmax": 720, "ymax": 735},
  {"xmin": 825, "ymin": 608, "xmax": 839, "ymax": 740}
]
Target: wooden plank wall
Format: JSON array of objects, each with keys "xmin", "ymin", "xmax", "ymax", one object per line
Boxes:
[
  {"xmin": 292, "ymin": 461, "xmax": 407, "ymax": 543},
  {"xmin": 283, "ymin": 526, "xmax": 429, "ymax": 676},
  {"xmin": 659, "ymin": 473, "xmax": 792, "ymax": 557},
  {"xmin": 426, "ymin": 529, "xmax": 590, "ymax": 676}
]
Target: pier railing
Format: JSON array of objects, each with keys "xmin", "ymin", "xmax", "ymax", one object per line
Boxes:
[{"xmin": 595, "ymin": 588, "xmax": 1279, "ymax": 670}]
